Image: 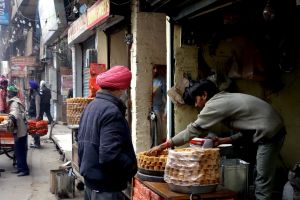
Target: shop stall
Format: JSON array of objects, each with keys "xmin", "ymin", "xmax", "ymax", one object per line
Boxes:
[
  {"xmin": 133, "ymin": 146, "xmax": 244, "ymax": 200},
  {"xmin": 66, "ymin": 97, "xmax": 94, "ymax": 182}
]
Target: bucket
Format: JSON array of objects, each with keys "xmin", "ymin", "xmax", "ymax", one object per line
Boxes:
[{"xmin": 50, "ymin": 169, "xmax": 75, "ymax": 199}]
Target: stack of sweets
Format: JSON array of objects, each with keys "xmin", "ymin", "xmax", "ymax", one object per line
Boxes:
[
  {"xmin": 66, "ymin": 97, "xmax": 94, "ymax": 125},
  {"xmin": 137, "ymin": 150, "xmax": 168, "ymax": 172},
  {"xmin": 164, "ymin": 148, "xmax": 220, "ymax": 186},
  {"xmin": 28, "ymin": 120, "xmax": 48, "ymax": 136}
]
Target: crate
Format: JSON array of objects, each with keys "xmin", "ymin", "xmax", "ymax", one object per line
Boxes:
[
  {"xmin": 221, "ymin": 159, "xmax": 249, "ymax": 199},
  {"xmin": 0, "ymin": 131, "xmax": 14, "ymax": 147}
]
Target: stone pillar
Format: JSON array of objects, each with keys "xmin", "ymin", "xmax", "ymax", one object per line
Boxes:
[{"xmin": 71, "ymin": 44, "xmax": 82, "ymax": 97}]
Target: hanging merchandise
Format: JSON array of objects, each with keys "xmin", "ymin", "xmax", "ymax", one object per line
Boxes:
[{"xmin": 88, "ymin": 63, "xmax": 106, "ymax": 98}]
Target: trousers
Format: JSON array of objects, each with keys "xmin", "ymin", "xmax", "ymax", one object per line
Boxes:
[
  {"xmin": 255, "ymin": 130, "xmax": 285, "ymax": 200},
  {"xmin": 84, "ymin": 186, "xmax": 125, "ymax": 200},
  {"xmin": 14, "ymin": 135, "xmax": 29, "ymax": 173}
]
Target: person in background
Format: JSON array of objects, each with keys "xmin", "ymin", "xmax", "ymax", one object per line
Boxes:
[
  {"xmin": 147, "ymin": 79, "xmax": 286, "ymax": 200},
  {"xmin": 67, "ymin": 88, "xmax": 73, "ymax": 99},
  {"xmin": 7, "ymin": 85, "xmax": 29, "ymax": 176},
  {"xmin": 39, "ymin": 80, "xmax": 53, "ymax": 124},
  {"xmin": 28, "ymin": 80, "xmax": 41, "ymax": 148},
  {"xmin": 78, "ymin": 66, "xmax": 137, "ymax": 200},
  {"xmin": 151, "ymin": 65, "xmax": 167, "ymax": 146},
  {"xmin": 0, "ymin": 75, "xmax": 8, "ymax": 173},
  {"xmin": 0, "ymin": 75, "xmax": 8, "ymax": 113}
]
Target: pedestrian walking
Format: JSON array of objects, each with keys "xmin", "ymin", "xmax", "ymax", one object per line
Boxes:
[
  {"xmin": 0, "ymin": 75, "xmax": 8, "ymax": 173},
  {"xmin": 39, "ymin": 80, "xmax": 53, "ymax": 124},
  {"xmin": 28, "ymin": 80, "xmax": 41, "ymax": 148},
  {"xmin": 7, "ymin": 85, "xmax": 29, "ymax": 176},
  {"xmin": 78, "ymin": 66, "xmax": 137, "ymax": 200},
  {"xmin": 0, "ymin": 75, "xmax": 8, "ymax": 113}
]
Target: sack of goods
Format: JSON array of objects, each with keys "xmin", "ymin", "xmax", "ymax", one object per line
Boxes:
[
  {"xmin": 66, "ymin": 97, "xmax": 94, "ymax": 125},
  {"xmin": 27, "ymin": 120, "xmax": 48, "ymax": 136},
  {"xmin": 164, "ymin": 148, "xmax": 220, "ymax": 187}
]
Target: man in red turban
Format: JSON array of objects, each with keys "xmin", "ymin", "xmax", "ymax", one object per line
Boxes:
[
  {"xmin": 96, "ymin": 65, "xmax": 131, "ymax": 90},
  {"xmin": 78, "ymin": 65, "xmax": 137, "ymax": 200}
]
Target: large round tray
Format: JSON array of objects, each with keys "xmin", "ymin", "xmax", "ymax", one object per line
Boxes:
[
  {"xmin": 168, "ymin": 183, "xmax": 218, "ymax": 194},
  {"xmin": 136, "ymin": 171, "xmax": 165, "ymax": 182},
  {"xmin": 138, "ymin": 167, "xmax": 164, "ymax": 177}
]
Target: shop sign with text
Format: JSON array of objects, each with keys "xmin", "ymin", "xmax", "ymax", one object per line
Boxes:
[
  {"xmin": 0, "ymin": 0, "xmax": 9, "ymax": 25},
  {"xmin": 10, "ymin": 56, "xmax": 37, "ymax": 67},
  {"xmin": 10, "ymin": 65, "xmax": 27, "ymax": 77},
  {"xmin": 68, "ymin": 13, "xmax": 88, "ymax": 44},
  {"xmin": 87, "ymin": 0, "xmax": 110, "ymax": 30}
]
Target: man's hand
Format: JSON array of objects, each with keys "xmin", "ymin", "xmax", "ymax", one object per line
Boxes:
[
  {"xmin": 145, "ymin": 140, "xmax": 173, "ymax": 156},
  {"xmin": 212, "ymin": 137, "xmax": 232, "ymax": 147},
  {"xmin": 145, "ymin": 145, "xmax": 164, "ymax": 156}
]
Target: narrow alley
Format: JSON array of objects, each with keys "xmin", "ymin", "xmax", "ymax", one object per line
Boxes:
[{"xmin": 0, "ymin": 124, "xmax": 84, "ymax": 200}]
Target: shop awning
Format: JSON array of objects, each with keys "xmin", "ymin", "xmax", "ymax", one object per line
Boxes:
[{"xmin": 141, "ymin": 0, "xmax": 237, "ymax": 22}]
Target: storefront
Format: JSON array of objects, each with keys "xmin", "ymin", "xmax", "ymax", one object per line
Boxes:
[
  {"xmin": 132, "ymin": 0, "xmax": 300, "ymax": 199},
  {"xmin": 9, "ymin": 56, "xmax": 40, "ymax": 107}
]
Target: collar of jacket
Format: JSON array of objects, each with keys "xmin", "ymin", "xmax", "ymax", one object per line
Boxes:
[
  {"xmin": 96, "ymin": 90, "xmax": 127, "ymax": 116},
  {"xmin": 8, "ymin": 96, "xmax": 22, "ymax": 104}
]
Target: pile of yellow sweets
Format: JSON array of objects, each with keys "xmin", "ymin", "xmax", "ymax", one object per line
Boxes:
[
  {"xmin": 137, "ymin": 150, "xmax": 168, "ymax": 172},
  {"xmin": 66, "ymin": 97, "xmax": 94, "ymax": 125}
]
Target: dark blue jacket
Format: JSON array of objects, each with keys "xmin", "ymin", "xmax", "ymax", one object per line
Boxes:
[{"xmin": 78, "ymin": 91, "xmax": 137, "ymax": 192}]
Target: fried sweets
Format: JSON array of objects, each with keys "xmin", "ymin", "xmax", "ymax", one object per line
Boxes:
[
  {"xmin": 137, "ymin": 150, "xmax": 168, "ymax": 172},
  {"xmin": 164, "ymin": 148, "xmax": 220, "ymax": 186}
]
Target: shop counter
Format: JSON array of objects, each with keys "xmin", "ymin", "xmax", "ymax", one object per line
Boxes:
[{"xmin": 133, "ymin": 177, "xmax": 237, "ymax": 200}]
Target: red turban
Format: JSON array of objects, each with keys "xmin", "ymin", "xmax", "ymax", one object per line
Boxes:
[{"xmin": 96, "ymin": 66, "xmax": 132, "ymax": 90}]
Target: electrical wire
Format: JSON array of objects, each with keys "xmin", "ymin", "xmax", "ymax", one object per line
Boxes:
[{"xmin": 111, "ymin": 0, "xmax": 131, "ymax": 6}]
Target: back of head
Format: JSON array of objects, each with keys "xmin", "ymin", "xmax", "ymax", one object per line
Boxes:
[
  {"xmin": 7, "ymin": 85, "xmax": 19, "ymax": 98},
  {"xmin": 29, "ymin": 80, "xmax": 39, "ymax": 90},
  {"xmin": 0, "ymin": 75, "xmax": 8, "ymax": 87},
  {"xmin": 96, "ymin": 65, "xmax": 132, "ymax": 90},
  {"xmin": 183, "ymin": 79, "xmax": 219, "ymax": 105},
  {"xmin": 40, "ymin": 80, "xmax": 46, "ymax": 87}
]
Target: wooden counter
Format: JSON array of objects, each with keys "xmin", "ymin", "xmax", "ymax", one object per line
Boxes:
[{"xmin": 138, "ymin": 179, "xmax": 237, "ymax": 200}]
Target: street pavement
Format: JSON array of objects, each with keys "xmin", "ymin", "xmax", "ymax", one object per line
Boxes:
[{"xmin": 0, "ymin": 123, "xmax": 84, "ymax": 200}]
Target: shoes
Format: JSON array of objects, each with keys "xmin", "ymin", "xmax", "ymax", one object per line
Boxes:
[
  {"xmin": 11, "ymin": 170, "xmax": 20, "ymax": 174},
  {"xmin": 30, "ymin": 144, "xmax": 41, "ymax": 149},
  {"xmin": 17, "ymin": 172, "xmax": 29, "ymax": 177}
]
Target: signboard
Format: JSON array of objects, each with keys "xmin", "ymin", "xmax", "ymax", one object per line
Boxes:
[
  {"xmin": 0, "ymin": 0, "xmax": 9, "ymax": 25},
  {"xmin": 10, "ymin": 65, "xmax": 27, "ymax": 77},
  {"xmin": 10, "ymin": 56, "xmax": 37, "ymax": 67},
  {"xmin": 87, "ymin": 0, "xmax": 110, "ymax": 30},
  {"xmin": 68, "ymin": 13, "xmax": 88, "ymax": 45}
]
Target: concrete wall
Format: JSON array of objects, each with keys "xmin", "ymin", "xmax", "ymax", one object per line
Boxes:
[
  {"xmin": 96, "ymin": 31, "xmax": 108, "ymax": 67},
  {"xmin": 110, "ymin": 30, "xmax": 128, "ymax": 67},
  {"xmin": 270, "ymin": 60, "xmax": 300, "ymax": 167},
  {"xmin": 131, "ymin": 1, "xmax": 166, "ymax": 152},
  {"xmin": 173, "ymin": 25, "xmax": 199, "ymax": 136},
  {"xmin": 172, "ymin": 23, "xmax": 300, "ymax": 167}
]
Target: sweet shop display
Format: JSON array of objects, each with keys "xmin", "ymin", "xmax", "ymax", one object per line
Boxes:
[
  {"xmin": 164, "ymin": 148, "xmax": 220, "ymax": 186},
  {"xmin": 27, "ymin": 120, "xmax": 48, "ymax": 136},
  {"xmin": 137, "ymin": 150, "xmax": 168, "ymax": 172},
  {"xmin": 66, "ymin": 97, "xmax": 94, "ymax": 125}
]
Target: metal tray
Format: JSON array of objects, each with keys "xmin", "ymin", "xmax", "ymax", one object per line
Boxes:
[
  {"xmin": 138, "ymin": 167, "xmax": 164, "ymax": 177},
  {"xmin": 168, "ymin": 183, "xmax": 218, "ymax": 194},
  {"xmin": 136, "ymin": 171, "xmax": 165, "ymax": 182}
]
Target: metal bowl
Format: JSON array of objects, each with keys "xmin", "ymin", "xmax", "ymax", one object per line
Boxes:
[{"xmin": 168, "ymin": 183, "xmax": 218, "ymax": 194}]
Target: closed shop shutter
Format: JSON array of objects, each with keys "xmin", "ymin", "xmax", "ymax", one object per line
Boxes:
[
  {"xmin": 82, "ymin": 36, "xmax": 96, "ymax": 97},
  {"xmin": 83, "ymin": 67, "xmax": 90, "ymax": 97}
]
